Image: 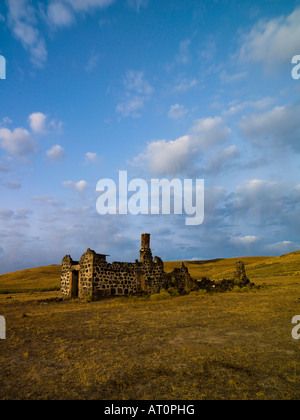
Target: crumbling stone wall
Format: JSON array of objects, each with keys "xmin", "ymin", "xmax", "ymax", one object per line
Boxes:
[
  {"xmin": 233, "ymin": 261, "xmax": 250, "ymax": 285},
  {"xmin": 60, "ymin": 255, "xmax": 73, "ymax": 298},
  {"xmin": 141, "ymin": 261, "xmax": 166, "ymax": 295},
  {"xmin": 165, "ymin": 263, "xmax": 195, "ymax": 294},
  {"xmin": 78, "ymin": 248, "xmax": 95, "ymax": 297},
  {"xmin": 60, "ymin": 234, "xmax": 170, "ymax": 299},
  {"xmin": 194, "ymin": 261, "xmax": 254, "ymax": 292},
  {"xmin": 60, "ymin": 237, "xmax": 254, "ymax": 300}
]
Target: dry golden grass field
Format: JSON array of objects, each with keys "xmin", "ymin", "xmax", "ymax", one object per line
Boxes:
[{"xmin": 0, "ymin": 252, "xmax": 300, "ymax": 400}]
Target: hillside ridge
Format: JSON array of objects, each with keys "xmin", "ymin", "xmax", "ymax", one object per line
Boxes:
[{"xmin": 0, "ymin": 250, "xmax": 299, "ymax": 293}]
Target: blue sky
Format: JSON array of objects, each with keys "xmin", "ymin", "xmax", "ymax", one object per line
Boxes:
[{"xmin": 0, "ymin": 0, "xmax": 300, "ymax": 273}]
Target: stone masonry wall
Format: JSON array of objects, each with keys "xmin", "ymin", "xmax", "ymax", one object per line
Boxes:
[
  {"xmin": 92, "ymin": 261, "xmax": 138, "ymax": 298},
  {"xmin": 60, "ymin": 255, "xmax": 73, "ymax": 298},
  {"xmin": 166, "ymin": 263, "xmax": 195, "ymax": 294},
  {"xmin": 142, "ymin": 262, "xmax": 166, "ymax": 295},
  {"xmin": 78, "ymin": 249, "xmax": 95, "ymax": 297},
  {"xmin": 92, "ymin": 260, "xmax": 166, "ymax": 298},
  {"xmin": 60, "ymin": 234, "xmax": 194, "ymax": 300}
]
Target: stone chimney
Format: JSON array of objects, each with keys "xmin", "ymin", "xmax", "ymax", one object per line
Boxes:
[
  {"xmin": 140, "ymin": 233, "xmax": 153, "ymax": 264},
  {"xmin": 141, "ymin": 233, "xmax": 150, "ymax": 249}
]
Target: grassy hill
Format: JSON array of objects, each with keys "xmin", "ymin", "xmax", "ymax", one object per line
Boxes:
[
  {"xmin": 1, "ymin": 251, "xmax": 300, "ymax": 400},
  {"xmin": 164, "ymin": 251, "xmax": 300, "ymax": 282},
  {"xmin": 0, "ymin": 250, "xmax": 299, "ymax": 294},
  {"xmin": 0, "ymin": 265, "xmax": 61, "ymax": 294}
]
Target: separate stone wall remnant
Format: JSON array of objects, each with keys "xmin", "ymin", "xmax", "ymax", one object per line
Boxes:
[{"xmin": 194, "ymin": 261, "xmax": 255, "ymax": 292}]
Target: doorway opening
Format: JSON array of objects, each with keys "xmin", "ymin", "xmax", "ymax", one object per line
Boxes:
[{"xmin": 70, "ymin": 270, "xmax": 79, "ymax": 298}]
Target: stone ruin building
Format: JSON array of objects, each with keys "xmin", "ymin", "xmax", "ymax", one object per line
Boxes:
[
  {"xmin": 60, "ymin": 233, "xmax": 253, "ymax": 300},
  {"xmin": 60, "ymin": 233, "xmax": 193, "ymax": 300}
]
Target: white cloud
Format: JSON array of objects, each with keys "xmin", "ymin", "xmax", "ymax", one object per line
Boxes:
[
  {"xmin": 264, "ymin": 241, "xmax": 300, "ymax": 254},
  {"xmin": 63, "ymin": 180, "xmax": 88, "ymax": 192},
  {"xmin": 116, "ymin": 97, "xmax": 144, "ymax": 118},
  {"xmin": 239, "ymin": 7, "xmax": 300, "ymax": 70},
  {"xmin": 133, "ymin": 135, "xmax": 192, "ymax": 176},
  {"xmin": 239, "ymin": 103, "xmax": 300, "ymax": 151},
  {"xmin": 46, "ymin": 145, "xmax": 65, "ymax": 161},
  {"xmin": 131, "ymin": 116, "xmax": 231, "ymax": 176},
  {"xmin": 47, "ymin": 1, "xmax": 74, "ymax": 27},
  {"xmin": 190, "ymin": 116, "xmax": 231, "ymax": 149},
  {"xmin": 85, "ymin": 152, "xmax": 100, "ymax": 163},
  {"xmin": 0, "ymin": 127, "xmax": 36, "ymax": 157},
  {"xmin": 205, "ymin": 145, "xmax": 240, "ymax": 174},
  {"xmin": 29, "ymin": 112, "xmax": 48, "ymax": 134},
  {"xmin": 168, "ymin": 104, "xmax": 188, "ymax": 120},
  {"xmin": 236, "ymin": 179, "xmax": 284, "ymax": 198},
  {"xmin": 123, "ymin": 70, "xmax": 153, "ymax": 96},
  {"xmin": 230, "ymin": 235, "xmax": 261, "ymax": 246},
  {"xmin": 28, "ymin": 112, "xmax": 63, "ymax": 134},
  {"xmin": 230, "ymin": 179, "xmax": 287, "ymax": 224}
]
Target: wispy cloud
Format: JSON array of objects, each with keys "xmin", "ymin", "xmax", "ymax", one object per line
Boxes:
[
  {"xmin": 46, "ymin": 145, "xmax": 66, "ymax": 162},
  {"xmin": 116, "ymin": 70, "xmax": 153, "ymax": 118},
  {"xmin": 5, "ymin": 0, "xmax": 116, "ymax": 66},
  {"xmin": 84, "ymin": 152, "xmax": 100, "ymax": 164},
  {"xmin": 239, "ymin": 7, "xmax": 300, "ymax": 71},
  {"xmin": 127, "ymin": 0, "xmax": 148, "ymax": 13},
  {"xmin": 223, "ymin": 97, "xmax": 277, "ymax": 116},
  {"xmin": 46, "ymin": 1, "xmax": 74, "ymax": 27},
  {"xmin": 204, "ymin": 145, "xmax": 240, "ymax": 175},
  {"xmin": 168, "ymin": 104, "xmax": 188, "ymax": 120},
  {"xmin": 239, "ymin": 102, "xmax": 300, "ymax": 152},
  {"xmin": 62, "ymin": 0, "xmax": 115, "ymax": 12},
  {"xmin": 63, "ymin": 179, "xmax": 88, "ymax": 193},
  {"xmin": 0, "ymin": 181, "xmax": 22, "ymax": 189},
  {"xmin": 85, "ymin": 51, "xmax": 100, "ymax": 73},
  {"xmin": 174, "ymin": 77, "xmax": 198, "ymax": 93},
  {"xmin": 6, "ymin": 0, "xmax": 48, "ymax": 67},
  {"xmin": 220, "ymin": 70, "xmax": 248, "ymax": 84},
  {"xmin": 230, "ymin": 235, "xmax": 261, "ymax": 246},
  {"xmin": 175, "ymin": 39, "xmax": 191, "ymax": 65}
]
